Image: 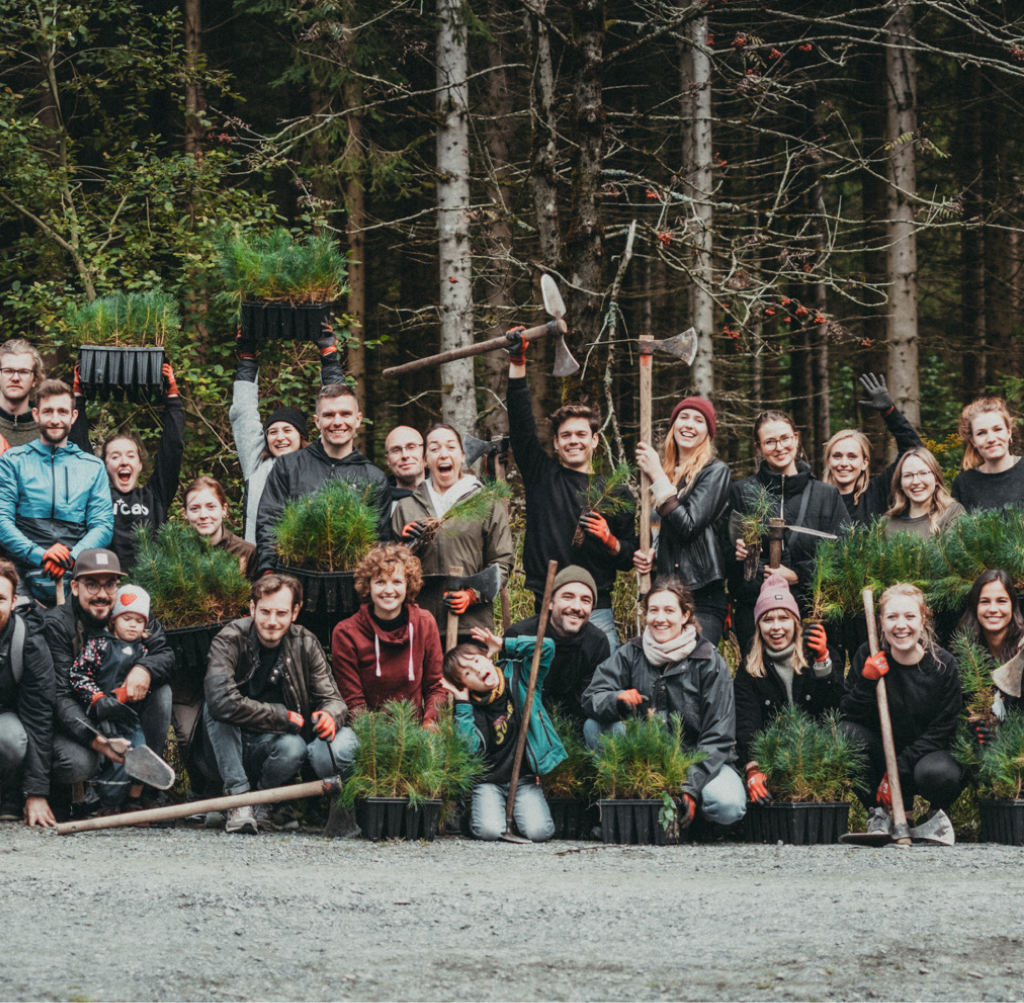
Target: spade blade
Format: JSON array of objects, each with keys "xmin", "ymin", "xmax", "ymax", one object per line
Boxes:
[
  {"xmin": 541, "ymin": 274, "xmax": 566, "ymax": 319},
  {"xmin": 124, "ymin": 744, "xmax": 176, "ymax": 791}
]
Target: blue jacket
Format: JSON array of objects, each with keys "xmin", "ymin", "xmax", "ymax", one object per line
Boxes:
[{"xmin": 454, "ymin": 636, "xmax": 566, "ymax": 777}]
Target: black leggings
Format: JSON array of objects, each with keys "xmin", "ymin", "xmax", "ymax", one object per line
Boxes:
[{"xmin": 841, "ymin": 720, "xmax": 964, "ymax": 813}]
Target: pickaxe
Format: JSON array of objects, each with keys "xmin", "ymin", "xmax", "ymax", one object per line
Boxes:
[
  {"xmin": 382, "ymin": 275, "xmax": 579, "ymax": 380},
  {"xmin": 444, "ymin": 564, "xmax": 503, "ymax": 649}
]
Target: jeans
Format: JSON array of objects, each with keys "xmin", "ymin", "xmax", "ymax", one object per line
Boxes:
[
  {"xmin": 51, "ymin": 734, "xmax": 102, "ymax": 785},
  {"xmin": 699, "ymin": 765, "xmax": 747, "ymax": 825},
  {"xmin": 0, "ymin": 711, "xmax": 27, "ymax": 790},
  {"xmin": 583, "ymin": 717, "xmax": 626, "ymax": 751},
  {"xmin": 470, "ymin": 776, "xmax": 554, "ymax": 842},
  {"xmin": 139, "ymin": 684, "xmax": 173, "ymax": 757},
  {"xmin": 589, "ymin": 608, "xmax": 621, "ymax": 653}
]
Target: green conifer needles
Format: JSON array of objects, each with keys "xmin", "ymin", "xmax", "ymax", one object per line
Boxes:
[
  {"xmin": 971, "ymin": 710, "xmax": 1024, "ymax": 800},
  {"xmin": 751, "ymin": 707, "xmax": 865, "ymax": 803},
  {"xmin": 274, "ymin": 480, "xmax": 378, "ymax": 573},
  {"xmin": 950, "ymin": 631, "xmax": 997, "ymax": 722},
  {"xmin": 572, "ymin": 463, "xmax": 636, "ymax": 547},
  {"xmin": 65, "ymin": 291, "xmax": 181, "ymax": 351},
  {"xmin": 541, "ymin": 711, "xmax": 595, "ymax": 799},
  {"xmin": 416, "ymin": 481, "xmax": 511, "ymax": 547}
]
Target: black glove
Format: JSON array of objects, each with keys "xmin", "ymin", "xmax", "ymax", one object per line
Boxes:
[
  {"xmin": 316, "ymin": 321, "xmax": 337, "ymax": 352},
  {"xmin": 236, "ymin": 323, "xmax": 257, "ymax": 360},
  {"xmin": 858, "ymin": 372, "xmax": 894, "ymax": 412},
  {"xmin": 972, "ymin": 720, "xmax": 996, "ymax": 747},
  {"xmin": 401, "ymin": 520, "xmax": 428, "ymax": 543},
  {"xmin": 89, "ymin": 696, "xmax": 140, "ymax": 728},
  {"xmin": 505, "ymin": 326, "xmax": 527, "ymax": 365},
  {"xmin": 483, "ymin": 436, "xmax": 510, "ymax": 480}
]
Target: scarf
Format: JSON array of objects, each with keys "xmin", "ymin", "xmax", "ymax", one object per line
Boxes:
[
  {"xmin": 426, "ymin": 474, "xmax": 481, "ymax": 519},
  {"xmin": 468, "ymin": 669, "xmax": 506, "ymax": 706},
  {"xmin": 765, "ymin": 640, "xmax": 797, "ymax": 703},
  {"xmin": 642, "ymin": 623, "xmax": 697, "ymax": 667}
]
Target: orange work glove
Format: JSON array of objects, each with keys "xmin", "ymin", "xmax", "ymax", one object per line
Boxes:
[
  {"xmin": 746, "ymin": 767, "xmax": 772, "ymax": 805},
  {"xmin": 616, "ymin": 689, "xmax": 646, "ymax": 715},
  {"xmin": 41, "ymin": 543, "xmax": 73, "ymax": 579},
  {"xmin": 112, "ymin": 686, "xmax": 129, "ymax": 704},
  {"xmin": 806, "ymin": 625, "xmax": 829, "ymax": 662},
  {"xmin": 863, "ymin": 651, "xmax": 890, "ymax": 681},
  {"xmin": 679, "ymin": 793, "xmax": 696, "ymax": 830},
  {"xmin": 876, "ymin": 773, "xmax": 892, "ymax": 809},
  {"xmin": 505, "ymin": 326, "xmax": 528, "ymax": 366},
  {"xmin": 72, "ymin": 363, "xmax": 83, "ymax": 397},
  {"xmin": 401, "ymin": 520, "xmax": 427, "ymax": 542},
  {"xmin": 579, "ymin": 511, "xmax": 618, "ymax": 552},
  {"xmin": 311, "ymin": 710, "xmax": 336, "ymax": 742},
  {"xmin": 162, "ymin": 362, "xmax": 179, "ymax": 397},
  {"xmin": 286, "ymin": 710, "xmax": 304, "ymax": 733},
  {"xmin": 443, "ymin": 589, "xmax": 477, "ymax": 616}
]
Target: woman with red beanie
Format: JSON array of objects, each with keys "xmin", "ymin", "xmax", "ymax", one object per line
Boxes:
[{"xmin": 634, "ymin": 396, "xmax": 731, "ymax": 645}]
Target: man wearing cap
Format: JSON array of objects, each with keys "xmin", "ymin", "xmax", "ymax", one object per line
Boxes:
[
  {"xmin": 383, "ymin": 425, "xmax": 426, "ymax": 515},
  {"xmin": 44, "ymin": 548, "xmax": 176, "ymax": 795},
  {"xmin": 505, "ymin": 566, "xmax": 609, "ymax": 726}
]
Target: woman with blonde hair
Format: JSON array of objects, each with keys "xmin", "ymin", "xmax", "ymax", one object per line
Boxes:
[
  {"xmin": 633, "ymin": 396, "xmax": 731, "ymax": 644},
  {"xmin": 951, "ymin": 397, "xmax": 1024, "ymax": 512},
  {"xmin": 822, "ymin": 373, "xmax": 923, "ymax": 525},
  {"xmin": 883, "ymin": 447, "xmax": 965, "ymax": 538}
]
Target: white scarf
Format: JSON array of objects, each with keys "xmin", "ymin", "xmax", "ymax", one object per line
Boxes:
[
  {"xmin": 642, "ymin": 623, "xmax": 698, "ymax": 667},
  {"xmin": 426, "ymin": 475, "xmax": 481, "ymax": 519}
]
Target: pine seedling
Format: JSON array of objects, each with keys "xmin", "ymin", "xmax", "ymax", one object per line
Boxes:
[
  {"xmin": 414, "ymin": 481, "xmax": 512, "ymax": 548},
  {"xmin": 422, "ymin": 704, "xmax": 487, "ymax": 801},
  {"xmin": 974, "ymin": 710, "xmax": 1024, "ymax": 800},
  {"xmin": 952, "ymin": 719, "xmax": 983, "ymax": 773},
  {"xmin": 65, "ymin": 290, "xmax": 181, "ymax": 351},
  {"xmin": 571, "ymin": 463, "xmax": 636, "ymax": 548},
  {"xmin": 736, "ymin": 485, "xmax": 772, "ymax": 582},
  {"xmin": 542, "ymin": 710, "xmax": 595, "ymax": 799},
  {"xmin": 949, "ymin": 630, "xmax": 998, "ymax": 724}
]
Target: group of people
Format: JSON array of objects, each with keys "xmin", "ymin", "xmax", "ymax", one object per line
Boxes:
[{"xmin": 0, "ymin": 322, "xmax": 1021, "ymax": 843}]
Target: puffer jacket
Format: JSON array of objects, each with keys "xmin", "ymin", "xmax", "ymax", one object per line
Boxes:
[
  {"xmin": 391, "ymin": 479, "xmax": 514, "ymax": 636},
  {"xmin": 653, "ymin": 457, "xmax": 731, "ymax": 590},
  {"xmin": 204, "ymin": 617, "xmax": 346, "ymax": 739},
  {"xmin": 582, "ymin": 634, "xmax": 738, "ymax": 800},
  {"xmin": 255, "ymin": 440, "xmax": 390, "ymax": 575},
  {"xmin": 454, "ymin": 636, "xmax": 566, "ymax": 777}
]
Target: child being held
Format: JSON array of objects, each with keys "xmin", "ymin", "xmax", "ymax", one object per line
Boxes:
[
  {"xmin": 70, "ymin": 586, "xmax": 152, "ymax": 808},
  {"xmin": 441, "ymin": 626, "xmax": 565, "ymax": 842}
]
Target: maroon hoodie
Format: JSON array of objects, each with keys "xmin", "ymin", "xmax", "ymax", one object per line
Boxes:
[{"xmin": 331, "ymin": 602, "xmax": 447, "ymax": 725}]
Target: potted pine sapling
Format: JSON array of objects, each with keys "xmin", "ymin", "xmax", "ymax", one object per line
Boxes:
[
  {"xmin": 541, "ymin": 710, "xmax": 597, "ymax": 840},
  {"xmin": 571, "ymin": 463, "xmax": 635, "ymax": 548},
  {"xmin": 341, "ymin": 702, "xmax": 484, "ymax": 841},
  {"xmin": 217, "ymin": 227, "xmax": 350, "ymax": 342},
  {"xmin": 746, "ymin": 707, "xmax": 865, "ymax": 844},
  {"xmin": 592, "ymin": 714, "xmax": 706, "ymax": 845},
  {"xmin": 727, "ymin": 486, "xmax": 772, "ymax": 583},
  {"xmin": 65, "ymin": 290, "xmax": 180, "ymax": 402},
  {"xmin": 964, "ymin": 710, "xmax": 1024, "ymax": 845}
]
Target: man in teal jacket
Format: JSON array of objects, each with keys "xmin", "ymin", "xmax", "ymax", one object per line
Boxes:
[{"xmin": 0, "ymin": 379, "xmax": 112, "ymax": 604}]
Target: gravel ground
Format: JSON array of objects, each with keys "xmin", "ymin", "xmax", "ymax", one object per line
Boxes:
[{"xmin": 2, "ymin": 821, "xmax": 1022, "ymax": 1002}]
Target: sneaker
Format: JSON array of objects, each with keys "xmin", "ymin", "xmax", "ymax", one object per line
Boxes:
[
  {"xmin": 866, "ymin": 806, "xmax": 893, "ymax": 838},
  {"xmin": 254, "ymin": 803, "xmax": 297, "ymax": 832},
  {"xmin": 224, "ymin": 805, "xmax": 258, "ymax": 835}
]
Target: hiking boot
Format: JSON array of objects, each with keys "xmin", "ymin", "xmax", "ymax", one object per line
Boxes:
[
  {"xmin": 270, "ymin": 802, "xmax": 300, "ymax": 831},
  {"xmin": 866, "ymin": 806, "xmax": 893, "ymax": 838},
  {"xmin": 254, "ymin": 803, "xmax": 296, "ymax": 832},
  {"xmin": 224, "ymin": 805, "xmax": 258, "ymax": 835},
  {"xmin": 0, "ymin": 799, "xmax": 23, "ymax": 822}
]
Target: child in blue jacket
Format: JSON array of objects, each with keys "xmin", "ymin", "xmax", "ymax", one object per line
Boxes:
[{"xmin": 442, "ymin": 627, "xmax": 565, "ymax": 842}]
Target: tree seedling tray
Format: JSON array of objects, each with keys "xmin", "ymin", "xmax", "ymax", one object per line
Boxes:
[
  {"xmin": 239, "ymin": 301, "xmax": 335, "ymax": 341},
  {"xmin": 79, "ymin": 346, "xmax": 166, "ymax": 402}
]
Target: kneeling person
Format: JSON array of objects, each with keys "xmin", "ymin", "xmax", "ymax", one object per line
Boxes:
[{"xmin": 199, "ymin": 574, "xmax": 356, "ymax": 834}]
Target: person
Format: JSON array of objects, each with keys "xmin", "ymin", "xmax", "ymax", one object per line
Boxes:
[
  {"xmin": 505, "ymin": 565, "xmax": 609, "ymax": 728},
  {"xmin": 45, "ymin": 549, "xmax": 175, "ymax": 806},
  {"xmin": 68, "ymin": 586, "xmax": 153, "ymax": 810},
  {"xmin": 442, "ymin": 626, "xmax": 564, "ymax": 842},
  {"xmin": 506, "ymin": 336, "xmax": 637, "ymax": 651},
  {"xmin": 726, "ymin": 409, "xmax": 850, "ymax": 652},
  {"xmin": 0, "ymin": 559, "xmax": 58, "ymax": 827},
  {"xmin": 882, "ymin": 448, "xmax": 965, "ymax": 538},
  {"xmin": 183, "ymin": 476, "xmax": 255, "ymax": 579},
  {"xmin": 951, "ymin": 397, "xmax": 1024, "ymax": 512},
  {"xmin": 331, "ymin": 543, "xmax": 446, "ymax": 726},
  {"xmin": 822, "ymin": 373, "xmax": 924, "ymax": 525},
  {"xmin": 734, "ymin": 575, "xmax": 842, "ymax": 805},
  {"xmin": 0, "ymin": 379, "xmax": 113, "ymax": 605},
  {"xmin": 581, "ymin": 577, "xmax": 746, "ymax": 829},
  {"xmin": 383, "ymin": 426, "xmax": 426, "ymax": 514},
  {"xmin": 632, "ymin": 396, "xmax": 731, "ymax": 645},
  {"xmin": 70, "ymin": 363, "xmax": 185, "ymax": 570},
  {"xmin": 197, "ymin": 573, "xmax": 356, "ymax": 834},
  {"xmin": 840, "ymin": 583, "xmax": 963, "ymax": 841},
  {"xmin": 255, "ymin": 384, "xmax": 389, "ymax": 577},
  {"xmin": 0, "ymin": 338, "xmax": 45, "ymax": 446},
  {"xmin": 392, "ymin": 424, "xmax": 513, "ymax": 640}
]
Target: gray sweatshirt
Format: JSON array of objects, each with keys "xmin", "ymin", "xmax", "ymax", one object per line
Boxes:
[{"xmin": 229, "ymin": 379, "xmax": 276, "ymax": 545}]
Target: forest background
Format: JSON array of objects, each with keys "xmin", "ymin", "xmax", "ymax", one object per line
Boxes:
[{"xmin": 1, "ymin": 0, "xmax": 1022, "ymax": 503}]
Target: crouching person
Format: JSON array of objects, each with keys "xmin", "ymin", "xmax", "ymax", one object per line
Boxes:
[
  {"xmin": 443, "ymin": 627, "xmax": 565, "ymax": 842},
  {"xmin": 581, "ymin": 577, "xmax": 746, "ymax": 830},
  {"xmin": 197, "ymin": 573, "xmax": 357, "ymax": 834}
]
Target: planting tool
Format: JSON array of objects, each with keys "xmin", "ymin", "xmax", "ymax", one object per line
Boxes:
[
  {"xmin": 992, "ymin": 649, "xmax": 1024, "ymax": 699},
  {"xmin": 81, "ymin": 727, "xmax": 176, "ymax": 790},
  {"xmin": 444, "ymin": 564, "xmax": 502, "ymax": 649},
  {"xmin": 321, "ymin": 733, "xmax": 361, "ymax": 839},
  {"xmin": 909, "ymin": 809, "xmax": 955, "ymax": 846},
  {"xmin": 382, "ymin": 274, "xmax": 578, "ymax": 380},
  {"xmin": 766, "ymin": 519, "xmax": 837, "ymax": 571},
  {"xmin": 502, "ymin": 559, "xmax": 558, "ymax": 844},
  {"xmin": 444, "ymin": 565, "xmax": 464, "ymax": 650}
]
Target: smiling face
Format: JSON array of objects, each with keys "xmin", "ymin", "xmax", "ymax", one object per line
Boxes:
[
  {"xmin": 425, "ymin": 428, "xmax": 465, "ymax": 491},
  {"xmin": 672, "ymin": 408, "xmax": 710, "ymax": 456},
  {"xmin": 33, "ymin": 393, "xmax": 75, "ymax": 447},
  {"xmin": 0, "ymin": 351, "xmax": 39, "ymax": 409},
  {"xmin": 250, "ymin": 586, "xmax": 300, "ymax": 648},
  {"xmin": 969, "ymin": 410, "xmax": 1012, "ymax": 465},
  {"xmin": 758, "ymin": 609, "xmax": 797, "ymax": 652},
  {"xmin": 899, "ymin": 454, "xmax": 937, "ymax": 511},
  {"xmin": 553, "ymin": 417, "xmax": 598, "ymax": 472},
  {"xmin": 881, "ymin": 594, "xmax": 925, "ymax": 662},
  {"xmin": 185, "ymin": 487, "xmax": 228, "ymax": 542},
  {"xmin": 548, "ymin": 582, "xmax": 594, "ymax": 637},
  {"xmin": 645, "ymin": 589, "xmax": 689, "ymax": 644},
  {"xmin": 104, "ymin": 437, "xmax": 143, "ymax": 494},
  {"xmin": 976, "ymin": 580, "xmax": 1014, "ymax": 642},
  {"xmin": 315, "ymin": 393, "xmax": 362, "ymax": 456},
  {"xmin": 757, "ymin": 419, "xmax": 799, "ymax": 475},
  {"xmin": 70, "ymin": 574, "xmax": 122, "ymax": 624},
  {"xmin": 370, "ymin": 566, "xmax": 407, "ymax": 620},
  {"xmin": 828, "ymin": 437, "xmax": 869, "ymax": 491},
  {"xmin": 453, "ymin": 649, "xmax": 500, "ymax": 693},
  {"xmin": 0, "ymin": 575, "xmax": 14, "ymax": 634},
  {"xmin": 266, "ymin": 421, "xmax": 302, "ymax": 458},
  {"xmin": 384, "ymin": 426, "xmax": 425, "ymax": 487}
]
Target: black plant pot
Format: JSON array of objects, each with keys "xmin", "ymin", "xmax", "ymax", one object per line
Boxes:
[
  {"xmin": 239, "ymin": 301, "xmax": 335, "ymax": 342},
  {"xmin": 547, "ymin": 798, "xmax": 599, "ymax": 840},
  {"xmin": 79, "ymin": 345, "xmax": 166, "ymax": 402},
  {"xmin": 597, "ymin": 799, "xmax": 682, "ymax": 845},
  {"xmin": 355, "ymin": 797, "xmax": 442, "ymax": 841},
  {"xmin": 744, "ymin": 801, "xmax": 850, "ymax": 845},
  {"xmin": 978, "ymin": 800, "xmax": 1024, "ymax": 845},
  {"xmin": 165, "ymin": 622, "xmax": 229, "ymax": 698},
  {"xmin": 278, "ymin": 567, "xmax": 358, "ymax": 647}
]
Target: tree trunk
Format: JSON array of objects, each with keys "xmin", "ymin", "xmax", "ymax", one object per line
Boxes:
[
  {"xmin": 436, "ymin": 0, "xmax": 478, "ymax": 430},
  {"xmin": 960, "ymin": 64, "xmax": 986, "ymax": 400},
  {"xmin": 183, "ymin": 0, "xmax": 204, "ymax": 156},
  {"xmin": 528, "ymin": 0, "xmax": 561, "ymax": 271}
]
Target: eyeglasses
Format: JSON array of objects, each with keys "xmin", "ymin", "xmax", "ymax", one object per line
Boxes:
[
  {"xmin": 386, "ymin": 444, "xmax": 422, "ymax": 457},
  {"xmin": 761, "ymin": 434, "xmax": 794, "ymax": 451},
  {"xmin": 79, "ymin": 579, "xmax": 120, "ymax": 596},
  {"xmin": 901, "ymin": 470, "xmax": 935, "ymax": 483},
  {"xmin": 0, "ymin": 368, "xmax": 33, "ymax": 379}
]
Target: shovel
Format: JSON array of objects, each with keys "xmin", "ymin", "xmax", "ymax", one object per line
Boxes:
[
  {"xmin": 320, "ymin": 730, "xmax": 361, "ymax": 839},
  {"xmin": 88, "ymin": 730, "xmax": 177, "ymax": 790}
]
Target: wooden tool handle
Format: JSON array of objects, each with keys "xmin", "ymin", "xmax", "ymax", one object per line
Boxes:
[
  {"xmin": 445, "ymin": 565, "xmax": 464, "ymax": 651},
  {"xmin": 768, "ymin": 518, "xmax": 785, "ymax": 570}
]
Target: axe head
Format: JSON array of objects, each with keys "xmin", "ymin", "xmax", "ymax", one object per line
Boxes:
[
  {"xmin": 541, "ymin": 273, "xmax": 566, "ymax": 319},
  {"xmin": 446, "ymin": 564, "xmax": 502, "ymax": 604},
  {"xmin": 552, "ymin": 326, "xmax": 580, "ymax": 378},
  {"xmin": 910, "ymin": 809, "xmax": 955, "ymax": 847},
  {"xmin": 992, "ymin": 649, "xmax": 1024, "ymax": 699},
  {"xmin": 649, "ymin": 327, "xmax": 698, "ymax": 366},
  {"xmin": 462, "ymin": 432, "xmax": 491, "ymax": 468}
]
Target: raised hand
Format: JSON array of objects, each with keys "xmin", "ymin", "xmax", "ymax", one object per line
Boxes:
[{"xmin": 858, "ymin": 372, "xmax": 894, "ymax": 412}]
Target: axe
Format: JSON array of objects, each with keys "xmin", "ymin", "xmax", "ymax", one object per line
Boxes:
[
  {"xmin": 382, "ymin": 275, "xmax": 579, "ymax": 380},
  {"xmin": 444, "ymin": 564, "xmax": 503, "ymax": 649}
]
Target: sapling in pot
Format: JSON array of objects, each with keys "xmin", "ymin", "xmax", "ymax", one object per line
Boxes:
[
  {"xmin": 960, "ymin": 710, "xmax": 1024, "ymax": 845},
  {"xmin": 542, "ymin": 711, "xmax": 596, "ymax": 838}
]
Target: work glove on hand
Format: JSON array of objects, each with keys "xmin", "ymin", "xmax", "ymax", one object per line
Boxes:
[
  {"xmin": 862, "ymin": 651, "xmax": 890, "ymax": 681},
  {"xmin": 443, "ymin": 589, "xmax": 478, "ymax": 616},
  {"xmin": 41, "ymin": 543, "xmax": 73, "ymax": 579},
  {"xmin": 746, "ymin": 767, "xmax": 772, "ymax": 805},
  {"xmin": 616, "ymin": 688, "xmax": 646, "ymax": 716},
  {"xmin": 505, "ymin": 326, "xmax": 528, "ymax": 366},
  {"xmin": 111, "ymin": 686, "xmax": 129, "ymax": 704},
  {"xmin": 401, "ymin": 520, "xmax": 428, "ymax": 543},
  {"xmin": 286, "ymin": 710, "xmax": 305, "ymax": 734},
  {"xmin": 162, "ymin": 362, "xmax": 179, "ymax": 397},
  {"xmin": 579, "ymin": 511, "xmax": 619, "ymax": 553},
  {"xmin": 678, "ymin": 793, "xmax": 697, "ymax": 830},
  {"xmin": 483, "ymin": 438, "xmax": 510, "ymax": 481},
  {"xmin": 89, "ymin": 695, "xmax": 140, "ymax": 728},
  {"xmin": 858, "ymin": 373, "xmax": 894, "ymax": 413},
  {"xmin": 972, "ymin": 720, "xmax": 996, "ymax": 747},
  {"xmin": 72, "ymin": 363, "xmax": 83, "ymax": 397},
  {"xmin": 236, "ymin": 323, "xmax": 257, "ymax": 360},
  {"xmin": 876, "ymin": 773, "xmax": 892, "ymax": 809},
  {"xmin": 316, "ymin": 321, "xmax": 338, "ymax": 355},
  {"xmin": 806, "ymin": 625, "xmax": 830, "ymax": 663},
  {"xmin": 311, "ymin": 710, "xmax": 337, "ymax": 742}
]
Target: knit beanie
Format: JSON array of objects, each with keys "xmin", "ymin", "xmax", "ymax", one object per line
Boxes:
[
  {"xmin": 669, "ymin": 396, "xmax": 716, "ymax": 438},
  {"xmin": 111, "ymin": 586, "xmax": 151, "ymax": 623},
  {"xmin": 264, "ymin": 406, "xmax": 308, "ymax": 440},
  {"xmin": 552, "ymin": 565, "xmax": 598, "ymax": 604},
  {"xmin": 753, "ymin": 574, "xmax": 800, "ymax": 623}
]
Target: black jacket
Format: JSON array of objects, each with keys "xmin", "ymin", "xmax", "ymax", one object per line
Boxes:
[
  {"xmin": 44, "ymin": 597, "xmax": 176, "ymax": 750},
  {"xmin": 654, "ymin": 457, "xmax": 731, "ymax": 591},
  {"xmin": 0, "ymin": 608, "xmax": 55, "ymax": 797},
  {"xmin": 255, "ymin": 441, "xmax": 390, "ymax": 575},
  {"xmin": 506, "ymin": 615, "xmax": 610, "ymax": 726},
  {"xmin": 840, "ymin": 643, "xmax": 962, "ymax": 776},
  {"xmin": 507, "ymin": 376, "xmax": 637, "ymax": 605}
]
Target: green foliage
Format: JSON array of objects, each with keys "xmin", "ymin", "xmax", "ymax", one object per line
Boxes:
[
  {"xmin": 418, "ymin": 481, "xmax": 512, "ymax": 546},
  {"xmin": 216, "ymin": 227, "xmax": 350, "ymax": 304},
  {"xmin": 64, "ymin": 291, "xmax": 181, "ymax": 351},
  {"xmin": 739, "ymin": 485, "xmax": 773, "ymax": 548},
  {"xmin": 274, "ymin": 479, "xmax": 379, "ymax": 572},
  {"xmin": 973, "ymin": 710, "xmax": 1024, "ymax": 800},
  {"xmin": 949, "ymin": 631, "xmax": 997, "ymax": 721},
  {"xmin": 131, "ymin": 523, "xmax": 251, "ymax": 627},
  {"xmin": 541, "ymin": 710, "xmax": 594, "ymax": 799},
  {"xmin": 751, "ymin": 707, "xmax": 865, "ymax": 803},
  {"xmin": 592, "ymin": 714, "xmax": 706, "ymax": 801},
  {"xmin": 572, "ymin": 463, "xmax": 635, "ymax": 546},
  {"xmin": 341, "ymin": 701, "xmax": 486, "ymax": 806}
]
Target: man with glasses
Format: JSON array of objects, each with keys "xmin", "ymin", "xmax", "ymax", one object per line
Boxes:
[
  {"xmin": 0, "ymin": 338, "xmax": 46, "ymax": 447},
  {"xmin": 383, "ymin": 426, "xmax": 425, "ymax": 515},
  {"xmin": 44, "ymin": 549, "xmax": 176, "ymax": 810}
]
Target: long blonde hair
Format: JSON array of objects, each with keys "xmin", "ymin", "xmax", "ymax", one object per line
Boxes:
[
  {"xmin": 662, "ymin": 434, "xmax": 715, "ymax": 492},
  {"xmin": 959, "ymin": 397, "xmax": 1015, "ymax": 470},
  {"xmin": 885, "ymin": 447, "xmax": 953, "ymax": 532},
  {"xmin": 744, "ymin": 611, "xmax": 809, "ymax": 679},
  {"xmin": 822, "ymin": 429, "xmax": 872, "ymax": 505},
  {"xmin": 876, "ymin": 583, "xmax": 937, "ymax": 658}
]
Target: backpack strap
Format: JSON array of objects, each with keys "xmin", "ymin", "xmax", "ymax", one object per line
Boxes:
[{"xmin": 9, "ymin": 614, "xmax": 25, "ymax": 685}]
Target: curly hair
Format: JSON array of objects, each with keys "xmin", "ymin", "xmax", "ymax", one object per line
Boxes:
[{"xmin": 354, "ymin": 543, "xmax": 423, "ymax": 602}]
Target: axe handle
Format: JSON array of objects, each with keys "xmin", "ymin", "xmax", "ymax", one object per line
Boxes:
[
  {"xmin": 768, "ymin": 518, "xmax": 785, "ymax": 570},
  {"xmin": 445, "ymin": 565, "xmax": 464, "ymax": 650},
  {"xmin": 862, "ymin": 588, "xmax": 912, "ymax": 846},
  {"xmin": 638, "ymin": 336, "xmax": 653, "ymax": 596},
  {"xmin": 382, "ymin": 319, "xmax": 568, "ymax": 380},
  {"xmin": 55, "ymin": 574, "xmax": 65, "ymax": 606}
]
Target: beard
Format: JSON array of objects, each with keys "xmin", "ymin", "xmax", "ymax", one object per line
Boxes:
[{"xmin": 40, "ymin": 423, "xmax": 70, "ymax": 445}]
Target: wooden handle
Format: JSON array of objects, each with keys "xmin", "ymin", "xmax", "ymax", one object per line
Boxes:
[
  {"xmin": 768, "ymin": 518, "xmax": 785, "ymax": 570},
  {"xmin": 638, "ymin": 337, "xmax": 653, "ymax": 596},
  {"xmin": 445, "ymin": 565, "xmax": 464, "ymax": 650},
  {"xmin": 54, "ymin": 574, "xmax": 65, "ymax": 606}
]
